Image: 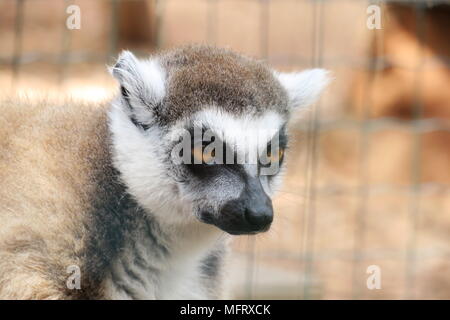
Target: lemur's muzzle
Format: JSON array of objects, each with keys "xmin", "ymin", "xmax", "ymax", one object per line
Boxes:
[{"xmin": 202, "ymin": 177, "xmax": 273, "ymax": 235}]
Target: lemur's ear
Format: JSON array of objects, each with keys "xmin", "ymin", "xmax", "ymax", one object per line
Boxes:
[
  {"xmin": 276, "ymin": 69, "xmax": 331, "ymax": 109},
  {"xmin": 110, "ymin": 50, "xmax": 165, "ymax": 127}
]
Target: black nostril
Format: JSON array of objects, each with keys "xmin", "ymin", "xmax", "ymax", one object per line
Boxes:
[{"xmin": 244, "ymin": 204, "xmax": 273, "ymax": 229}]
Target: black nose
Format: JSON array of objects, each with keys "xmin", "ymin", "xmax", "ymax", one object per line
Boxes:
[
  {"xmin": 213, "ymin": 177, "xmax": 274, "ymax": 235},
  {"xmin": 244, "ymin": 199, "xmax": 273, "ymax": 231},
  {"xmin": 215, "ymin": 198, "xmax": 273, "ymax": 235}
]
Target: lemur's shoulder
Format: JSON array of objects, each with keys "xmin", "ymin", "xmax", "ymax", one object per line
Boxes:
[
  {"xmin": 0, "ymin": 97, "xmax": 111, "ymax": 218},
  {"xmin": 0, "ymin": 97, "xmax": 127, "ymax": 299}
]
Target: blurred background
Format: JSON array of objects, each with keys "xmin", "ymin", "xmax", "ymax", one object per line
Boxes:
[{"xmin": 0, "ymin": 0, "xmax": 449, "ymax": 299}]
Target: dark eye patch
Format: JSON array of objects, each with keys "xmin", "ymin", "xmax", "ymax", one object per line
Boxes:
[
  {"xmin": 260, "ymin": 126, "xmax": 288, "ymax": 165},
  {"xmin": 184, "ymin": 125, "xmax": 288, "ymax": 178},
  {"xmin": 185, "ymin": 126, "xmax": 242, "ymax": 177}
]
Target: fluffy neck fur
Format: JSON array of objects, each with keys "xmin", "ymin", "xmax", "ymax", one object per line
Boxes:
[{"xmin": 105, "ymin": 102, "xmax": 228, "ymax": 299}]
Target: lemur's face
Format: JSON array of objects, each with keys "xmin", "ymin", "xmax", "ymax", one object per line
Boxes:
[
  {"xmin": 110, "ymin": 46, "xmax": 329, "ymax": 235},
  {"xmin": 166, "ymin": 110, "xmax": 288, "ymax": 235}
]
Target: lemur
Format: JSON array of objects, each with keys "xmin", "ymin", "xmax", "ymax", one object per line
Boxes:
[{"xmin": 0, "ymin": 45, "xmax": 329, "ymax": 299}]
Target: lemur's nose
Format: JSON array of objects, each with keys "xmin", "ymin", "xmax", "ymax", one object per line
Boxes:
[
  {"xmin": 214, "ymin": 176, "xmax": 274, "ymax": 235},
  {"xmin": 244, "ymin": 198, "xmax": 273, "ymax": 231},
  {"xmin": 241, "ymin": 176, "xmax": 273, "ymax": 231}
]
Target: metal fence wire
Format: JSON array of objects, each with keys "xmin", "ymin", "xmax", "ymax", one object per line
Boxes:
[{"xmin": 1, "ymin": 0, "xmax": 449, "ymax": 299}]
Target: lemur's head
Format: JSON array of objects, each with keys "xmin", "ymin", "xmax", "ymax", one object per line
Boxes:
[{"xmin": 109, "ymin": 45, "xmax": 329, "ymax": 235}]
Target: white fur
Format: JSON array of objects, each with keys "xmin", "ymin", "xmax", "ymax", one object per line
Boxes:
[
  {"xmin": 275, "ymin": 68, "xmax": 331, "ymax": 108},
  {"xmin": 193, "ymin": 108, "xmax": 284, "ymax": 148},
  {"xmin": 108, "ymin": 102, "xmax": 286, "ymax": 299},
  {"xmin": 103, "ymin": 223, "xmax": 225, "ymax": 300},
  {"xmin": 109, "ymin": 102, "xmax": 183, "ymax": 223},
  {"xmin": 108, "ymin": 101, "xmax": 228, "ymax": 300},
  {"xmin": 169, "ymin": 107, "xmax": 286, "ymax": 163},
  {"xmin": 110, "ymin": 51, "xmax": 166, "ymax": 126}
]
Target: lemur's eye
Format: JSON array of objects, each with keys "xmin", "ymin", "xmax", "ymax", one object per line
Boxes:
[
  {"xmin": 192, "ymin": 145, "xmax": 215, "ymax": 164},
  {"xmin": 261, "ymin": 146, "xmax": 285, "ymax": 167},
  {"xmin": 268, "ymin": 147, "xmax": 284, "ymax": 163}
]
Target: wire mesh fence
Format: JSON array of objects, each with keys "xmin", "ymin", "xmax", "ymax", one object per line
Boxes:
[{"xmin": 0, "ymin": 0, "xmax": 449, "ymax": 299}]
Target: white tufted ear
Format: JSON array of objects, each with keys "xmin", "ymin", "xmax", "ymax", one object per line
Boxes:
[
  {"xmin": 276, "ymin": 69, "xmax": 331, "ymax": 109},
  {"xmin": 110, "ymin": 50, "xmax": 166, "ymax": 127}
]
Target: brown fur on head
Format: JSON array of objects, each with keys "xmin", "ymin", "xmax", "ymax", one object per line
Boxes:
[
  {"xmin": 159, "ymin": 45, "xmax": 288, "ymax": 123},
  {"xmin": 111, "ymin": 44, "xmax": 330, "ymax": 128}
]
